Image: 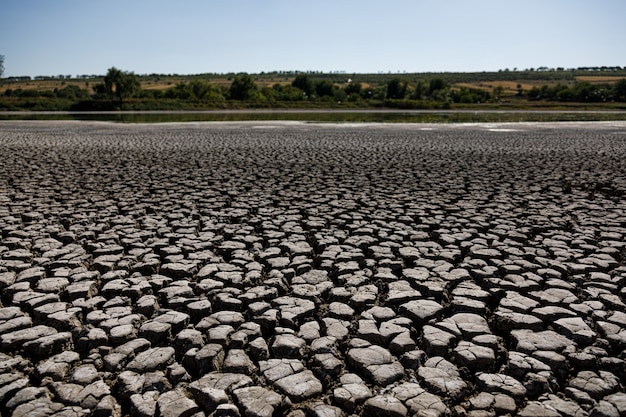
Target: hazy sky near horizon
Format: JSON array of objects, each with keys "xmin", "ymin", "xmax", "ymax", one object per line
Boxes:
[{"xmin": 1, "ymin": 0, "xmax": 625, "ymax": 77}]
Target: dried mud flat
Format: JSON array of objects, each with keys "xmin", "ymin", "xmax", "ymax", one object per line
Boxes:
[{"xmin": 1, "ymin": 120, "xmax": 626, "ymax": 417}]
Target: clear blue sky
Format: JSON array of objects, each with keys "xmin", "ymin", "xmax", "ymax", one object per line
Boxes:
[{"xmin": 1, "ymin": 0, "xmax": 625, "ymax": 77}]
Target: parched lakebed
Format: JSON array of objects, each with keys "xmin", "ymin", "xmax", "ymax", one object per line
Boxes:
[{"xmin": 1, "ymin": 121, "xmax": 626, "ymax": 417}]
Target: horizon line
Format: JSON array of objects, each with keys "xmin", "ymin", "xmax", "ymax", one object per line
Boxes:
[{"xmin": 4, "ymin": 65, "xmax": 626, "ymax": 80}]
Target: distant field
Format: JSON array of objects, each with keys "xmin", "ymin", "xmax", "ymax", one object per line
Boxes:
[
  {"xmin": 3, "ymin": 74, "xmax": 621, "ymax": 96},
  {"xmin": 457, "ymin": 75, "xmax": 624, "ymax": 93},
  {"xmin": 0, "ymin": 75, "xmax": 303, "ymax": 94},
  {"xmin": 455, "ymin": 81, "xmax": 539, "ymax": 92},
  {"xmin": 575, "ymin": 75, "xmax": 625, "ymax": 83},
  {"xmin": 138, "ymin": 76, "xmax": 295, "ymax": 91},
  {"xmin": 0, "ymin": 79, "xmax": 93, "ymax": 92}
]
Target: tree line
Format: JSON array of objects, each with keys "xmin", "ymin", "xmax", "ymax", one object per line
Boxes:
[
  {"xmin": 4, "ymin": 65, "xmax": 626, "ymax": 85},
  {"xmin": 527, "ymin": 80, "xmax": 626, "ymax": 102},
  {"xmin": 2, "ymin": 66, "xmax": 626, "ymax": 110},
  {"xmin": 0, "ymin": 68, "xmax": 495, "ymax": 105}
]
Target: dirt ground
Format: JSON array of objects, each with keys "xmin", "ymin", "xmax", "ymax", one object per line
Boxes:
[{"xmin": 1, "ymin": 121, "xmax": 626, "ymax": 416}]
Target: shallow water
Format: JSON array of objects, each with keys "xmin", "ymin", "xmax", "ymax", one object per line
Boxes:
[{"xmin": 2, "ymin": 109, "xmax": 626, "ymax": 123}]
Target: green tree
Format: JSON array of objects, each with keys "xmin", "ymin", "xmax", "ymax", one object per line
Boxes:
[
  {"xmin": 386, "ymin": 78, "xmax": 406, "ymax": 99},
  {"xmin": 165, "ymin": 82, "xmax": 193, "ymax": 100},
  {"xmin": 315, "ymin": 80, "xmax": 335, "ymax": 97},
  {"xmin": 527, "ymin": 86, "xmax": 542, "ymax": 100},
  {"xmin": 344, "ymin": 82, "xmax": 362, "ymax": 96},
  {"xmin": 333, "ymin": 88, "xmax": 346, "ymax": 103},
  {"xmin": 428, "ymin": 78, "xmax": 447, "ymax": 96},
  {"xmin": 571, "ymin": 82, "xmax": 595, "ymax": 101},
  {"xmin": 229, "ymin": 74, "xmax": 257, "ymax": 100},
  {"xmin": 54, "ymin": 84, "xmax": 89, "ymax": 99},
  {"xmin": 101, "ymin": 67, "xmax": 141, "ymax": 103},
  {"xmin": 164, "ymin": 80, "xmax": 225, "ymax": 101},
  {"xmin": 372, "ymin": 84, "xmax": 388, "ymax": 100},
  {"xmin": 0, "ymin": 55, "xmax": 4, "ymax": 79},
  {"xmin": 493, "ymin": 85, "xmax": 504, "ymax": 101},
  {"xmin": 613, "ymin": 78, "xmax": 626, "ymax": 101},
  {"xmin": 272, "ymin": 84, "xmax": 306, "ymax": 101},
  {"xmin": 292, "ymin": 74, "xmax": 314, "ymax": 97},
  {"xmin": 189, "ymin": 80, "xmax": 223, "ymax": 100},
  {"xmin": 260, "ymin": 86, "xmax": 278, "ymax": 102},
  {"xmin": 411, "ymin": 80, "xmax": 428, "ymax": 100}
]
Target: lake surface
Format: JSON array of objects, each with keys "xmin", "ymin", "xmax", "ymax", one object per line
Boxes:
[{"xmin": 2, "ymin": 109, "xmax": 626, "ymax": 123}]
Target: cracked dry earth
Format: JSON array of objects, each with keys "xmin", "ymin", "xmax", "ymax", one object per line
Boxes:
[{"xmin": 1, "ymin": 120, "xmax": 626, "ymax": 417}]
